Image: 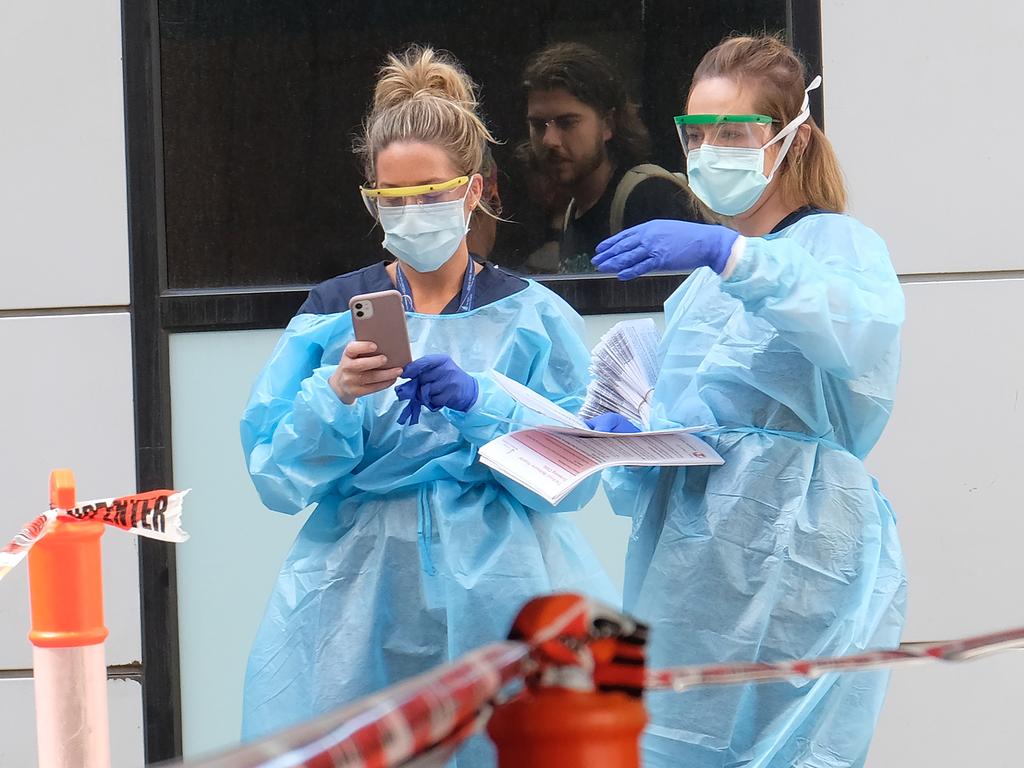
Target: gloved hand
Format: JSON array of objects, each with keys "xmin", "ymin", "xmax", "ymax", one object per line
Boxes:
[
  {"xmin": 396, "ymin": 354, "xmax": 479, "ymax": 426},
  {"xmin": 394, "ymin": 379, "xmax": 425, "ymax": 426},
  {"xmin": 592, "ymin": 219, "xmax": 740, "ymax": 280},
  {"xmin": 585, "ymin": 413, "xmax": 642, "ymax": 434}
]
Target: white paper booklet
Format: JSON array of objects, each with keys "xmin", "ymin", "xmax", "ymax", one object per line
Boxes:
[
  {"xmin": 479, "ymin": 428, "xmax": 722, "ymax": 505},
  {"xmin": 579, "ymin": 318, "xmax": 662, "ymax": 429},
  {"xmin": 482, "ymin": 368, "xmax": 723, "ymax": 504},
  {"xmin": 489, "ymin": 371, "xmax": 703, "ymax": 437}
]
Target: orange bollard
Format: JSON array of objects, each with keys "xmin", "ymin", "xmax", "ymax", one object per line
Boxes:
[
  {"xmin": 487, "ymin": 686, "xmax": 647, "ymax": 768},
  {"xmin": 27, "ymin": 469, "xmax": 111, "ymax": 768}
]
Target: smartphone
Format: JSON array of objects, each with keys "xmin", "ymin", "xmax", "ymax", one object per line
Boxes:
[{"xmin": 349, "ymin": 290, "xmax": 413, "ymax": 369}]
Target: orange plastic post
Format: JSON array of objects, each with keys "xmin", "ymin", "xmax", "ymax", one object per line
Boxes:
[
  {"xmin": 28, "ymin": 469, "xmax": 109, "ymax": 647},
  {"xmin": 28, "ymin": 470, "xmax": 112, "ymax": 768},
  {"xmin": 487, "ymin": 686, "xmax": 647, "ymax": 768}
]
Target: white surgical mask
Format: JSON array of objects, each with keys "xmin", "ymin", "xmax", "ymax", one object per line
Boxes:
[
  {"xmin": 687, "ymin": 76, "xmax": 822, "ymax": 216},
  {"xmin": 378, "ymin": 189, "xmax": 471, "ymax": 273}
]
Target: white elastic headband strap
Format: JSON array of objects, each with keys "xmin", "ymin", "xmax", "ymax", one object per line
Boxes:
[{"xmin": 765, "ymin": 75, "xmax": 822, "ymax": 180}]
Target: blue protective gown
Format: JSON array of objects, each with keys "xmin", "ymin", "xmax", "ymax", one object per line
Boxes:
[
  {"xmin": 605, "ymin": 212, "xmax": 907, "ymax": 767},
  {"xmin": 240, "ymin": 268, "xmax": 616, "ymax": 766}
]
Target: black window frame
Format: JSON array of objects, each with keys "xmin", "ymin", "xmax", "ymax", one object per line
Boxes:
[{"xmin": 123, "ymin": 0, "xmax": 823, "ymax": 760}]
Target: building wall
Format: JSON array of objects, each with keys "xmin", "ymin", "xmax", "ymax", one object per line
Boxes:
[
  {"xmin": 168, "ymin": 1, "xmax": 1024, "ymax": 762},
  {"xmin": 821, "ymin": 1, "xmax": 1024, "ymax": 764},
  {"xmin": 3, "ymin": 0, "xmax": 1020, "ymax": 764},
  {"xmin": 0, "ymin": 1, "xmax": 144, "ymax": 764},
  {"xmin": 171, "ymin": 3, "xmax": 1024, "ymax": 763}
]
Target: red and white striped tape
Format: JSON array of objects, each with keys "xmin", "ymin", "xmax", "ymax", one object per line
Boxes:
[
  {"xmin": 178, "ymin": 603, "xmax": 1024, "ymax": 768},
  {"xmin": 646, "ymin": 625, "xmax": 1024, "ymax": 692},
  {"xmin": 0, "ymin": 489, "xmax": 190, "ymax": 584},
  {"xmin": 180, "ymin": 642, "xmax": 529, "ymax": 768}
]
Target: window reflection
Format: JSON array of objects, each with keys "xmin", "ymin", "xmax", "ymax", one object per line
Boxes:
[{"xmin": 159, "ymin": 0, "xmax": 787, "ymax": 289}]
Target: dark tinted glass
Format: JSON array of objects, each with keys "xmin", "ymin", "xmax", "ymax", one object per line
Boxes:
[{"xmin": 160, "ymin": 0, "xmax": 787, "ymax": 289}]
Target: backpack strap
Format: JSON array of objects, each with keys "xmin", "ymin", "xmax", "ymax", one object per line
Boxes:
[
  {"xmin": 561, "ymin": 198, "xmax": 576, "ymax": 233},
  {"xmin": 609, "ymin": 163, "xmax": 692, "ymax": 234}
]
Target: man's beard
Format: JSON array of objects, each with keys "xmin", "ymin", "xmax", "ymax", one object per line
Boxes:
[{"xmin": 541, "ymin": 138, "xmax": 607, "ymax": 188}]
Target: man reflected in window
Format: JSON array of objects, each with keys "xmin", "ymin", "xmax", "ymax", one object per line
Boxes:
[{"xmin": 522, "ymin": 42, "xmax": 699, "ymax": 273}]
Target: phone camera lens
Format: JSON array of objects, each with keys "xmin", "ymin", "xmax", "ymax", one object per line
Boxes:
[
  {"xmin": 354, "ymin": 303, "xmax": 363, "ymax": 309},
  {"xmin": 356, "ymin": 311, "xmax": 364, "ymax": 317}
]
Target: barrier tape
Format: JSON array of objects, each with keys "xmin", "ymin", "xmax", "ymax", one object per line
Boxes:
[
  {"xmin": 178, "ymin": 642, "xmax": 528, "ymax": 768},
  {"xmin": 0, "ymin": 489, "xmax": 189, "ymax": 583},
  {"xmin": 178, "ymin": 596, "xmax": 599, "ymax": 767},
  {"xmin": 179, "ymin": 596, "xmax": 1024, "ymax": 768},
  {"xmin": 646, "ymin": 625, "xmax": 1024, "ymax": 691}
]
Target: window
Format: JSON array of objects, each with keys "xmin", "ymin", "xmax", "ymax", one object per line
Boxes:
[{"xmin": 159, "ymin": 1, "xmax": 790, "ymax": 298}]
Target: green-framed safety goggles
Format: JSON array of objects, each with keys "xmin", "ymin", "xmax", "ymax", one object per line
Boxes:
[{"xmin": 674, "ymin": 114, "xmax": 777, "ymax": 155}]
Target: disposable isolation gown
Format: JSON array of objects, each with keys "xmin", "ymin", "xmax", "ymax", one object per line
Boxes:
[
  {"xmin": 240, "ymin": 278, "xmax": 616, "ymax": 766},
  {"xmin": 605, "ymin": 212, "xmax": 907, "ymax": 767}
]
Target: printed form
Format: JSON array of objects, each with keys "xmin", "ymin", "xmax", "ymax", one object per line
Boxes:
[{"xmin": 481, "ymin": 370, "xmax": 723, "ymax": 504}]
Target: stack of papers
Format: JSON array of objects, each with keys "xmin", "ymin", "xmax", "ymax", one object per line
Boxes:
[
  {"xmin": 579, "ymin": 319, "xmax": 661, "ymax": 429},
  {"xmin": 480, "ymin": 370, "xmax": 723, "ymax": 505}
]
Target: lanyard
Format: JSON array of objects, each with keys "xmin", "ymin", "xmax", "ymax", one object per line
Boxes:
[{"xmin": 394, "ymin": 257, "xmax": 477, "ymax": 313}]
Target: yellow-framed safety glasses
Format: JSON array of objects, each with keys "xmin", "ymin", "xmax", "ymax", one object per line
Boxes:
[{"xmin": 359, "ymin": 175, "xmax": 470, "ymax": 217}]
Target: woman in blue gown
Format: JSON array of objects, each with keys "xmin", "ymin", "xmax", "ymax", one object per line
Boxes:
[
  {"xmin": 239, "ymin": 46, "xmax": 614, "ymax": 765},
  {"xmin": 590, "ymin": 35, "xmax": 907, "ymax": 767}
]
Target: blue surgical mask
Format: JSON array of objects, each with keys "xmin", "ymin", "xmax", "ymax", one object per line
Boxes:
[
  {"xmin": 378, "ymin": 191, "xmax": 471, "ymax": 273},
  {"xmin": 687, "ymin": 76, "xmax": 821, "ymax": 216}
]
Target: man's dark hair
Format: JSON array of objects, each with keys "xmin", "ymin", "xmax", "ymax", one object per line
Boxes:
[{"xmin": 522, "ymin": 42, "xmax": 651, "ymax": 168}]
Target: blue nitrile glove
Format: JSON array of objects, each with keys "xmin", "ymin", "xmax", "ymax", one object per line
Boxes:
[
  {"xmin": 592, "ymin": 219, "xmax": 740, "ymax": 280},
  {"xmin": 395, "ymin": 379, "xmax": 424, "ymax": 426},
  {"xmin": 396, "ymin": 355, "xmax": 479, "ymax": 425},
  {"xmin": 585, "ymin": 413, "xmax": 642, "ymax": 434}
]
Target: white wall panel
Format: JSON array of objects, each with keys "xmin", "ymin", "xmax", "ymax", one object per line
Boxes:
[
  {"xmin": 821, "ymin": 1, "xmax": 1023, "ymax": 275},
  {"xmin": 0, "ymin": 314, "xmax": 140, "ymax": 669},
  {"xmin": 866, "ymin": 279, "xmax": 1024, "ymax": 639},
  {"xmin": 0, "ymin": 677, "xmax": 144, "ymax": 767},
  {"xmin": 869, "ymin": 655, "xmax": 1024, "ymax": 767},
  {"xmin": 0, "ymin": 0, "xmax": 129, "ymax": 310},
  {"xmin": 865, "ymin": 278, "xmax": 1024, "ymax": 764},
  {"xmin": 171, "ymin": 329, "xmax": 308, "ymax": 756}
]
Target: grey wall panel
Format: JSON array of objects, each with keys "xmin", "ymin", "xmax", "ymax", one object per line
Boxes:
[
  {"xmin": 0, "ymin": 677, "xmax": 144, "ymax": 767},
  {"xmin": 0, "ymin": 0, "xmax": 130, "ymax": 310},
  {"xmin": 821, "ymin": 1, "xmax": 1024, "ymax": 275},
  {"xmin": 0, "ymin": 314, "xmax": 140, "ymax": 668}
]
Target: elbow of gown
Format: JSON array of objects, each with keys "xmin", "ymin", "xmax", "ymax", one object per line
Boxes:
[
  {"xmin": 242, "ymin": 366, "xmax": 365, "ymax": 514},
  {"xmin": 721, "ymin": 224, "xmax": 904, "ymax": 380}
]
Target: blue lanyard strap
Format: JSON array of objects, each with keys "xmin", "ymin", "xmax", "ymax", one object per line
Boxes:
[{"xmin": 394, "ymin": 257, "xmax": 477, "ymax": 313}]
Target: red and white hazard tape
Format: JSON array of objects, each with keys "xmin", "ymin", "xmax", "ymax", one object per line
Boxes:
[
  {"xmin": 178, "ymin": 598, "xmax": 1024, "ymax": 768},
  {"xmin": 646, "ymin": 625, "xmax": 1024, "ymax": 692},
  {"xmin": 0, "ymin": 489, "xmax": 189, "ymax": 583},
  {"xmin": 181, "ymin": 642, "xmax": 529, "ymax": 768}
]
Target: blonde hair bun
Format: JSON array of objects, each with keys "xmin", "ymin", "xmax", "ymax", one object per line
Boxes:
[
  {"xmin": 373, "ymin": 45, "xmax": 478, "ymax": 112},
  {"xmin": 356, "ymin": 45, "xmax": 496, "ymax": 186}
]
